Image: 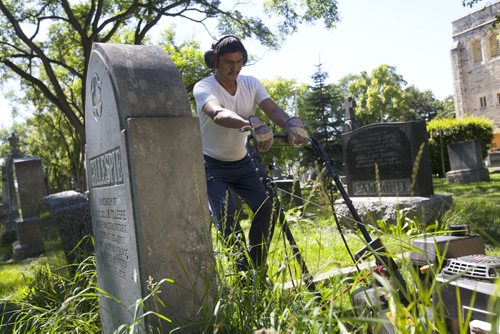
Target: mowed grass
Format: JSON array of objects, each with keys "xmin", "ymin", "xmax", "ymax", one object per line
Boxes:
[{"xmin": 434, "ymin": 171, "xmax": 500, "ymax": 252}]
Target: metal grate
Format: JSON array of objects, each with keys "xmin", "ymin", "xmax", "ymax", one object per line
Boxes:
[{"xmin": 442, "ymin": 254, "xmax": 500, "ymax": 282}]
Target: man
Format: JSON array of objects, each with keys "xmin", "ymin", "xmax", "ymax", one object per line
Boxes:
[{"xmin": 193, "ymin": 35, "xmax": 308, "ymax": 271}]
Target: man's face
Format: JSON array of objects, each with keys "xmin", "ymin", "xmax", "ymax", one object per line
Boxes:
[{"xmin": 216, "ymin": 51, "xmax": 244, "ymax": 81}]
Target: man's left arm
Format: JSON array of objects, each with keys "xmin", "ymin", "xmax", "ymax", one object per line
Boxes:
[
  {"xmin": 258, "ymin": 98, "xmax": 309, "ymax": 145},
  {"xmin": 258, "ymin": 98, "xmax": 290, "ymax": 128}
]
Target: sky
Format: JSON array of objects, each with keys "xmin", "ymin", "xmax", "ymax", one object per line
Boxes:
[{"xmin": 0, "ymin": 0, "xmax": 494, "ymax": 129}]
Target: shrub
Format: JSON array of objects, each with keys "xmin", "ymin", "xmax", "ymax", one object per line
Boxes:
[{"xmin": 427, "ymin": 117, "xmax": 494, "ymax": 176}]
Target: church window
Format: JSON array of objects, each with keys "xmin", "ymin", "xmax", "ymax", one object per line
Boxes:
[
  {"xmin": 479, "ymin": 96, "xmax": 487, "ymax": 109},
  {"xmin": 489, "ymin": 32, "xmax": 500, "ymax": 59},
  {"xmin": 471, "ymin": 39, "xmax": 483, "ymax": 63}
]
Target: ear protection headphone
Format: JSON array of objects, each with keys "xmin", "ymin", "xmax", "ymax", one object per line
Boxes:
[{"xmin": 204, "ymin": 35, "xmax": 248, "ymax": 69}]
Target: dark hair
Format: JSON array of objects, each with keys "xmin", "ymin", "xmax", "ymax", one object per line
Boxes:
[{"xmin": 204, "ymin": 35, "xmax": 248, "ymax": 69}]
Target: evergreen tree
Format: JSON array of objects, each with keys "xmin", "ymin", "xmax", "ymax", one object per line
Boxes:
[{"xmin": 301, "ymin": 63, "xmax": 344, "ymax": 158}]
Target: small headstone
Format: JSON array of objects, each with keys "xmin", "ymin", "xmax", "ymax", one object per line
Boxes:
[
  {"xmin": 85, "ymin": 43, "xmax": 216, "ymax": 332},
  {"xmin": 11, "ymin": 157, "xmax": 47, "ymax": 260},
  {"xmin": 39, "ymin": 191, "xmax": 92, "ymax": 264},
  {"xmin": 446, "ymin": 139, "xmax": 490, "ymax": 184},
  {"xmin": 342, "ymin": 120, "xmax": 434, "ymax": 197},
  {"xmin": 485, "ymin": 151, "xmax": 500, "ymax": 167}
]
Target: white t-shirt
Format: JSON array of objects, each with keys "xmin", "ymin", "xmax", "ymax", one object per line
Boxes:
[{"xmin": 193, "ymin": 74, "xmax": 270, "ymax": 161}]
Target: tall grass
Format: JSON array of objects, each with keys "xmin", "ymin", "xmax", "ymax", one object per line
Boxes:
[
  {"xmin": 0, "ymin": 174, "xmax": 498, "ymax": 333},
  {"xmin": 1, "ymin": 255, "xmax": 101, "ymax": 333}
]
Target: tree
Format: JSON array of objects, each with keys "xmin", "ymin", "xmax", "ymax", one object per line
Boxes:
[
  {"xmin": 259, "ymin": 78, "xmax": 307, "ymax": 172},
  {"xmin": 345, "ymin": 64, "xmax": 417, "ymax": 125},
  {"xmin": 302, "ymin": 63, "xmax": 344, "ymax": 158},
  {"xmin": 0, "ymin": 0, "xmax": 340, "ymax": 190},
  {"xmin": 405, "ymin": 86, "xmax": 457, "ymax": 122},
  {"xmin": 405, "ymin": 85, "xmax": 441, "ymax": 122},
  {"xmin": 436, "ymin": 95, "xmax": 456, "ymax": 119}
]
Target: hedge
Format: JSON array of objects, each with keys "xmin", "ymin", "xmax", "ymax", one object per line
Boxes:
[{"xmin": 427, "ymin": 117, "xmax": 494, "ymax": 177}]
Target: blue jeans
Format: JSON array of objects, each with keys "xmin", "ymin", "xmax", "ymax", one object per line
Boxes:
[{"xmin": 204, "ymin": 154, "xmax": 276, "ymax": 270}]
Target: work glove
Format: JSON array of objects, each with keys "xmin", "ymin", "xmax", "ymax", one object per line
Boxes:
[
  {"xmin": 285, "ymin": 117, "xmax": 308, "ymax": 145},
  {"xmin": 248, "ymin": 116, "xmax": 273, "ymax": 152}
]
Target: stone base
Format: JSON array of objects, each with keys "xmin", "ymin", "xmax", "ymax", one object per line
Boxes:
[
  {"xmin": 446, "ymin": 167, "xmax": 490, "ymax": 184},
  {"xmin": 11, "ymin": 240, "xmax": 45, "ymax": 260},
  {"xmin": 12, "ymin": 216, "xmax": 45, "ymax": 260},
  {"xmin": 335, "ymin": 194, "xmax": 453, "ymax": 226}
]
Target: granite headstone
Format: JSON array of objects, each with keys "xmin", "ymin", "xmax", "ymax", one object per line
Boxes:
[
  {"xmin": 11, "ymin": 157, "xmax": 47, "ymax": 260},
  {"xmin": 342, "ymin": 120, "xmax": 433, "ymax": 197},
  {"xmin": 446, "ymin": 139, "xmax": 490, "ymax": 184},
  {"xmin": 39, "ymin": 190, "xmax": 92, "ymax": 264},
  {"xmin": 85, "ymin": 43, "xmax": 215, "ymax": 333}
]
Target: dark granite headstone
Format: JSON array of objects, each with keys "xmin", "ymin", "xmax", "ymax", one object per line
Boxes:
[
  {"xmin": 342, "ymin": 120, "xmax": 433, "ymax": 197},
  {"xmin": 11, "ymin": 157, "xmax": 47, "ymax": 260},
  {"xmin": 39, "ymin": 191, "xmax": 92, "ymax": 264},
  {"xmin": 446, "ymin": 140, "xmax": 490, "ymax": 184},
  {"xmin": 85, "ymin": 43, "xmax": 215, "ymax": 333}
]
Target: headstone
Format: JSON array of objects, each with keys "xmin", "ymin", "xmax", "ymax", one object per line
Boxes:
[
  {"xmin": 0, "ymin": 166, "xmax": 8, "ymax": 225},
  {"xmin": 342, "ymin": 97, "xmax": 357, "ymax": 133},
  {"xmin": 446, "ymin": 140, "xmax": 490, "ymax": 184},
  {"xmin": 85, "ymin": 43, "xmax": 216, "ymax": 333},
  {"xmin": 342, "ymin": 120, "xmax": 434, "ymax": 197},
  {"xmin": 272, "ymin": 179, "xmax": 303, "ymax": 209},
  {"xmin": 485, "ymin": 150, "xmax": 500, "ymax": 167},
  {"xmin": 39, "ymin": 191, "xmax": 93, "ymax": 264},
  {"xmin": 0, "ymin": 133, "xmax": 23, "ymax": 245},
  {"xmin": 11, "ymin": 157, "xmax": 47, "ymax": 260}
]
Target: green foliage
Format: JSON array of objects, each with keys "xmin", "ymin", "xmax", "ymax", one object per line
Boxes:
[
  {"xmin": 302, "ymin": 63, "xmax": 345, "ymax": 144},
  {"xmin": 301, "ymin": 63, "xmax": 345, "ymax": 165},
  {"xmin": 1, "ymin": 256, "xmax": 100, "ymax": 333},
  {"xmin": 162, "ymin": 27, "xmax": 211, "ymax": 107},
  {"xmin": 0, "ymin": 0, "xmax": 340, "ymax": 192},
  {"xmin": 427, "ymin": 117, "xmax": 494, "ymax": 176},
  {"xmin": 259, "ymin": 79, "xmax": 309, "ymax": 171},
  {"xmin": 345, "ymin": 65, "xmax": 417, "ymax": 125},
  {"xmin": 405, "ymin": 86, "xmax": 454, "ymax": 122}
]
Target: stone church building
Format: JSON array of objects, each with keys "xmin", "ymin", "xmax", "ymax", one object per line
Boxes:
[{"xmin": 450, "ymin": 1, "xmax": 500, "ymax": 150}]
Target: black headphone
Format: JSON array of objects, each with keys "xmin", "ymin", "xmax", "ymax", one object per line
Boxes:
[{"xmin": 204, "ymin": 35, "xmax": 248, "ymax": 69}]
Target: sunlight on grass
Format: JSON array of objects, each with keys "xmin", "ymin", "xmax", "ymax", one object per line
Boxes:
[{"xmin": 0, "ymin": 257, "xmax": 45, "ymax": 300}]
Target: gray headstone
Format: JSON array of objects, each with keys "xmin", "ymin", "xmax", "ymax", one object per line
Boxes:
[
  {"xmin": 11, "ymin": 157, "xmax": 47, "ymax": 260},
  {"xmin": 448, "ymin": 139, "xmax": 484, "ymax": 170},
  {"xmin": 0, "ymin": 165, "xmax": 8, "ymax": 225},
  {"xmin": 446, "ymin": 140, "xmax": 490, "ymax": 184},
  {"xmin": 85, "ymin": 42, "xmax": 215, "ymax": 333},
  {"xmin": 486, "ymin": 151, "xmax": 500, "ymax": 167},
  {"xmin": 1, "ymin": 133, "xmax": 24, "ymax": 244},
  {"xmin": 342, "ymin": 120, "xmax": 434, "ymax": 197},
  {"xmin": 39, "ymin": 190, "xmax": 92, "ymax": 264}
]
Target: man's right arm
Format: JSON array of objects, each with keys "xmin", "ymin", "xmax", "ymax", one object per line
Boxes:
[{"xmin": 202, "ymin": 100, "xmax": 250, "ymax": 129}]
